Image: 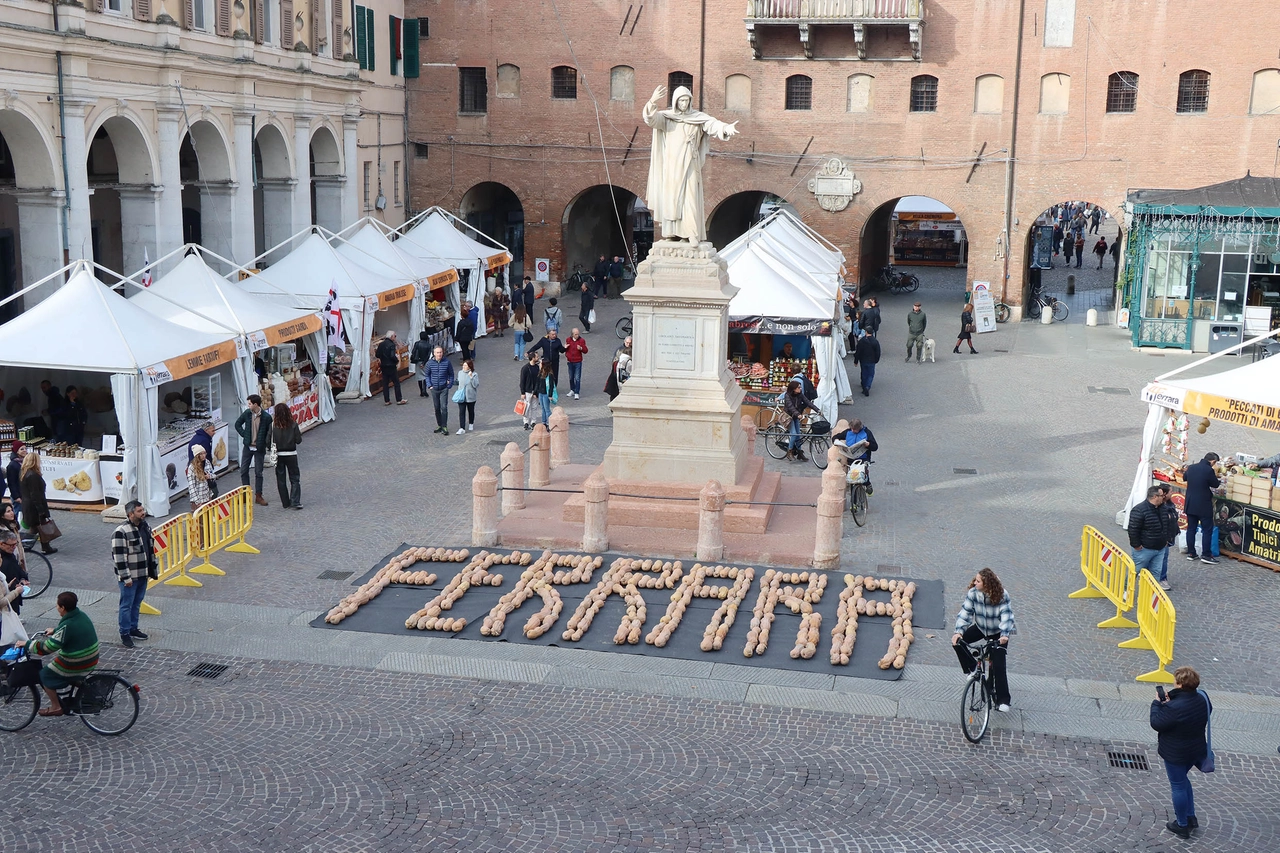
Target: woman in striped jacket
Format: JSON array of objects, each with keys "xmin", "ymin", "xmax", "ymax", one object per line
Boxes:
[
  {"xmin": 951, "ymin": 567, "xmax": 1017, "ymax": 712},
  {"xmin": 26, "ymin": 591, "xmax": 99, "ymax": 716}
]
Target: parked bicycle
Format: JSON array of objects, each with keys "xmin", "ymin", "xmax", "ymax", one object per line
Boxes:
[
  {"xmin": 993, "ymin": 301, "xmax": 1012, "ymax": 324},
  {"xmin": 960, "ymin": 638, "xmax": 997, "ymax": 743},
  {"xmin": 846, "ymin": 458, "xmax": 873, "ymax": 527},
  {"xmin": 19, "ymin": 537, "xmax": 52, "ymax": 599},
  {"xmin": 757, "ymin": 405, "xmax": 830, "ymax": 470},
  {"xmin": 565, "ymin": 264, "xmax": 593, "ymax": 292},
  {"xmin": 0, "ymin": 649, "xmax": 140, "ymax": 736},
  {"xmin": 615, "ymin": 315, "xmax": 633, "ymax": 339},
  {"xmin": 1025, "ymin": 287, "xmax": 1069, "ymax": 321},
  {"xmin": 873, "ymin": 264, "xmax": 920, "ymax": 294}
]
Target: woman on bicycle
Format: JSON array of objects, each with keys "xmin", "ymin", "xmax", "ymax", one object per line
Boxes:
[
  {"xmin": 953, "ymin": 302, "xmax": 978, "ymax": 355},
  {"xmin": 951, "ymin": 567, "xmax": 1017, "ymax": 712},
  {"xmin": 783, "ymin": 380, "xmax": 818, "ymax": 463}
]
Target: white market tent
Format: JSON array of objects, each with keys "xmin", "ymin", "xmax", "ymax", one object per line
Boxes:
[
  {"xmin": 396, "ymin": 207, "xmax": 512, "ymax": 337},
  {"xmin": 1121, "ymin": 334, "xmax": 1280, "ymax": 526},
  {"xmin": 238, "ymin": 230, "xmax": 410, "ymax": 399},
  {"xmin": 127, "ymin": 249, "xmax": 336, "ymax": 427},
  {"xmin": 0, "ymin": 261, "xmax": 239, "ymax": 515}
]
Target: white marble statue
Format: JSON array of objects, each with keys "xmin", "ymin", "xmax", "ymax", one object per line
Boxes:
[{"xmin": 642, "ymin": 85, "xmax": 739, "ymax": 243}]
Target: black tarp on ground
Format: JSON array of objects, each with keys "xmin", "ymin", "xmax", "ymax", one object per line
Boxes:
[{"xmin": 311, "ymin": 546, "xmax": 947, "ymax": 681}]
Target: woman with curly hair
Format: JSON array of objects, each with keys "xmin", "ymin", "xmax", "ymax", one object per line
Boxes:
[{"xmin": 951, "ymin": 567, "xmax": 1017, "ymax": 711}]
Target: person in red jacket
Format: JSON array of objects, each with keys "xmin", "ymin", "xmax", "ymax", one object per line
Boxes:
[{"xmin": 564, "ymin": 328, "xmax": 589, "ymax": 400}]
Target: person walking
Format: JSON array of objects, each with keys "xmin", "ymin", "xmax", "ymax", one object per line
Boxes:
[
  {"xmin": 953, "ymin": 303, "xmax": 978, "ymax": 354},
  {"xmin": 537, "ymin": 360, "xmax": 558, "ymax": 426},
  {"xmin": 511, "ymin": 306, "xmax": 532, "ymax": 361},
  {"xmin": 1051, "ymin": 223, "xmax": 1064, "ymax": 266},
  {"xmin": 1061, "ymin": 233, "xmax": 1074, "ymax": 268},
  {"xmin": 859, "ymin": 298, "xmax": 881, "ymax": 339},
  {"xmin": 6, "ymin": 441, "xmax": 26, "ymax": 520},
  {"xmin": 1089, "ymin": 206, "xmax": 1103, "ymax": 234},
  {"xmin": 519, "ymin": 351, "xmax": 542, "ymax": 429},
  {"xmin": 608, "ymin": 256, "xmax": 625, "ymax": 299},
  {"xmin": 454, "ymin": 359, "xmax": 480, "ymax": 434},
  {"xmin": 1183, "ymin": 452, "xmax": 1221, "ymax": 564},
  {"xmin": 605, "ymin": 339, "xmax": 632, "ymax": 402},
  {"xmin": 853, "ymin": 331, "xmax": 881, "ymax": 397},
  {"xmin": 578, "ymin": 282, "xmax": 596, "ymax": 333},
  {"xmin": 235, "ymin": 394, "xmax": 271, "ymax": 506},
  {"xmin": 454, "ymin": 303, "xmax": 477, "ymax": 362},
  {"xmin": 1110, "ymin": 238, "xmax": 1122, "ymax": 270},
  {"xmin": 1128, "ymin": 485, "xmax": 1170, "ymax": 577},
  {"xmin": 543, "ymin": 298, "xmax": 563, "ymax": 335},
  {"xmin": 491, "ymin": 287, "xmax": 510, "ymax": 337},
  {"xmin": 1093, "ymin": 237, "xmax": 1108, "ymax": 269},
  {"xmin": 1156, "ymin": 482, "xmax": 1180, "ymax": 591},
  {"xmin": 1150, "ymin": 666, "xmax": 1211, "ymax": 839},
  {"xmin": 19, "ymin": 452, "xmax": 56, "ymax": 554},
  {"xmin": 952, "ymin": 568, "xmax": 1018, "ymax": 712},
  {"xmin": 271, "ymin": 403, "xmax": 303, "ymax": 509},
  {"xmin": 374, "ymin": 331, "xmax": 405, "ymax": 405},
  {"xmin": 564, "ymin": 329, "xmax": 588, "ymax": 400},
  {"xmin": 423, "ymin": 345, "xmax": 456, "ymax": 435},
  {"xmin": 905, "ymin": 301, "xmax": 927, "ymax": 363},
  {"xmin": 1074, "ymin": 234, "xmax": 1085, "ymax": 269},
  {"xmin": 410, "ymin": 331, "xmax": 433, "ymax": 397},
  {"xmin": 532, "ymin": 328, "xmax": 568, "ymax": 389},
  {"xmin": 111, "ymin": 500, "xmax": 156, "ymax": 648},
  {"xmin": 521, "ymin": 275, "xmax": 537, "ymax": 318}
]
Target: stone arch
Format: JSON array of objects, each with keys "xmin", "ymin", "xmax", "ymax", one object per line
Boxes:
[
  {"xmin": 309, "ymin": 122, "xmax": 342, "ymax": 176},
  {"xmin": 460, "ymin": 181, "xmax": 526, "ymax": 281},
  {"xmin": 0, "ymin": 105, "xmax": 62, "ymax": 316},
  {"xmin": 856, "ymin": 194, "xmax": 973, "ymax": 289},
  {"xmin": 183, "ymin": 116, "xmax": 234, "ymax": 183},
  {"xmin": 0, "ymin": 105, "xmax": 59, "ymax": 189},
  {"xmin": 181, "ymin": 117, "xmax": 234, "ymax": 257},
  {"xmin": 255, "ymin": 120, "xmax": 294, "ymax": 179},
  {"xmin": 85, "ymin": 109, "xmax": 158, "ymax": 185},
  {"xmin": 707, "ymin": 191, "xmax": 793, "ymax": 249},
  {"xmin": 85, "ymin": 112, "xmax": 161, "ymax": 278},
  {"xmin": 560, "ymin": 183, "xmax": 644, "ymax": 278},
  {"xmin": 254, "ymin": 121, "xmax": 295, "ymax": 260},
  {"xmin": 1020, "ymin": 197, "xmax": 1123, "ymax": 314},
  {"xmin": 309, "ymin": 123, "xmax": 343, "ymax": 232}
]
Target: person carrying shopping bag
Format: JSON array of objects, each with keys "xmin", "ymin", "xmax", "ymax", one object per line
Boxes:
[
  {"xmin": 518, "ymin": 351, "xmax": 542, "ymax": 430},
  {"xmin": 511, "ymin": 307, "xmax": 533, "ymax": 361},
  {"xmin": 454, "ymin": 360, "xmax": 480, "ymax": 434}
]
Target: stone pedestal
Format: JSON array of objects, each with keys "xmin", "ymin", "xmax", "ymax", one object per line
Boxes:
[{"xmin": 601, "ymin": 241, "xmax": 748, "ymax": 485}]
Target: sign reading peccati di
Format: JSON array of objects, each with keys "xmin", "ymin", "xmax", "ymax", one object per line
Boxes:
[{"xmin": 1142, "ymin": 383, "xmax": 1280, "ymax": 434}]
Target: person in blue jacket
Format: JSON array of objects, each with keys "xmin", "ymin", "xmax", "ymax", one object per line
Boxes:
[{"xmin": 1182, "ymin": 453, "xmax": 1220, "ymax": 564}]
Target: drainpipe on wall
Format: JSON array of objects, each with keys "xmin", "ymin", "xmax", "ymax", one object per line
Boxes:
[
  {"xmin": 53, "ymin": 3, "xmax": 72, "ymax": 265},
  {"xmin": 1001, "ymin": 0, "xmax": 1027, "ymax": 304},
  {"xmin": 698, "ymin": 0, "xmax": 707, "ymax": 110}
]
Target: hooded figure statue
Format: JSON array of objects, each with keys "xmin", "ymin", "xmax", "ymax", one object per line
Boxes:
[{"xmin": 642, "ymin": 85, "xmax": 739, "ymax": 243}]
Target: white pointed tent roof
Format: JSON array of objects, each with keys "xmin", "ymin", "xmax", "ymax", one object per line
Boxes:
[
  {"xmin": 1146, "ymin": 353, "xmax": 1280, "ymax": 415},
  {"xmin": 238, "ymin": 232, "xmax": 393, "ymax": 307},
  {"xmin": 725, "ymin": 238, "xmax": 835, "ymax": 321},
  {"xmin": 129, "ymin": 252, "xmax": 319, "ymax": 337},
  {"xmin": 0, "ymin": 262, "xmax": 236, "ymax": 373},
  {"xmin": 334, "ymin": 221, "xmax": 457, "ymax": 285},
  {"xmin": 397, "ymin": 208, "xmax": 510, "ymax": 270},
  {"xmin": 721, "ymin": 210, "xmax": 845, "ymax": 298}
]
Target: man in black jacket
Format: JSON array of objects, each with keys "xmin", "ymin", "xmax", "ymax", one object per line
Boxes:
[
  {"xmin": 454, "ymin": 304, "xmax": 477, "ymax": 362},
  {"xmin": 531, "ymin": 329, "xmax": 567, "ymax": 388},
  {"xmin": 409, "ymin": 331, "xmax": 433, "ymax": 397},
  {"xmin": 1183, "ymin": 452, "xmax": 1220, "ymax": 564},
  {"xmin": 578, "ymin": 282, "xmax": 596, "ymax": 333},
  {"xmin": 235, "ymin": 394, "xmax": 271, "ymax": 506},
  {"xmin": 592, "ymin": 255, "xmax": 609, "ymax": 298},
  {"xmin": 853, "ymin": 334, "xmax": 881, "ymax": 397},
  {"xmin": 1127, "ymin": 486, "xmax": 1168, "ymax": 577},
  {"xmin": 375, "ymin": 331, "xmax": 404, "ymax": 405}
]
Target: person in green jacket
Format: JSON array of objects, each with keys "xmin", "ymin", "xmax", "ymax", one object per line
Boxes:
[
  {"xmin": 25, "ymin": 590, "xmax": 99, "ymax": 716},
  {"xmin": 905, "ymin": 301, "xmax": 927, "ymax": 363}
]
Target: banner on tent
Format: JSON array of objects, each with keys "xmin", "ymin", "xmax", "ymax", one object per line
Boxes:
[
  {"xmin": 1142, "ymin": 383, "xmax": 1186, "ymax": 410},
  {"xmin": 264, "ymin": 314, "xmax": 324, "ymax": 347},
  {"xmin": 728, "ymin": 317, "xmax": 834, "ymax": 336},
  {"xmin": 1144, "ymin": 383, "xmax": 1280, "ymax": 433},
  {"xmin": 428, "ymin": 270, "xmax": 459, "ymax": 290},
  {"xmin": 486, "ymin": 252, "xmax": 513, "ymax": 271},
  {"xmin": 376, "ymin": 285, "xmax": 415, "ymax": 309},
  {"xmin": 144, "ymin": 340, "xmax": 240, "ymax": 387}
]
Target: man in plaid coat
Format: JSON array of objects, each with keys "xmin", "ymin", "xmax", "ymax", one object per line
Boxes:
[{"xmin": 112, "ymin": 500, "xmax": 157, "ymax": 648}]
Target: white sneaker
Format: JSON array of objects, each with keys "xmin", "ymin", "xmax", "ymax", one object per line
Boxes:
[
  {"xmin": 467, "ymin": 424, "xmax": 474, "ymax": 431},
  {"xmin": 997, "ymin": 703, "xmax": 1011, "ymax": 713},
  {"xmin": 456, "ymin": 428, "xmax": 466, "ymax": 435},
  {"xmin": 573, "ymin": 392, "xmax": 579, "ymax": 399},
  {"xmin": 1159, "ymin": 580, "xmax": 1172, "ymax": 590}
]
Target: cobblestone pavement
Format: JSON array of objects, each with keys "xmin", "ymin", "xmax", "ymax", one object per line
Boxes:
[{"xmin": 4, "ymin": 646, "xmax": 1278, "ymax": 853}]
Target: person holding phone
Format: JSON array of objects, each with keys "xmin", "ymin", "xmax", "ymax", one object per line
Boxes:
[{"xmin": 1150, "ymin": 666, "xmax": 1211, "ymax": 839}]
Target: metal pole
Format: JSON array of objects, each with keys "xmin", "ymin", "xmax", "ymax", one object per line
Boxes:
[{"xmin": 1001, "ymin": 0, "xmax": 1028, "ymax": 303}]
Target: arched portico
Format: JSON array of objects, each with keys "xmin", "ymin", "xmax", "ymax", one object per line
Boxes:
[
  {"xmin": 460, "ymin": 181, "xmax": 525, "ymax": 281},
  {"xmin": 0, "ymin": 106, "xmax": 62, "ymax": 313},
  {"xmin": 254, "ymin": 122, "xmax": 294, "ymax": 263},
  {"xmin": 182, "ymin": 117, "xmax": 235, "ymax": 260},
  {"xmin": 310, "ymin": 124, "xmax": 343, "ymax": 233}
]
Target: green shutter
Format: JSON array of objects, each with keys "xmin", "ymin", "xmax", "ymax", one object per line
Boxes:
[
  {"xmin": 365, "ymin": 7, "xmax": 375, "ymax": 72},
  {"xmin": 355, "ymin": 5, "xmax": 366, "ymax": 70},
  {"xmin": 389, "ymin": 15, "xmax": 398, "ymax": 76},
  {"xmin": 403, "ymin": 17, "xmax": 419, "ymax": 79}
]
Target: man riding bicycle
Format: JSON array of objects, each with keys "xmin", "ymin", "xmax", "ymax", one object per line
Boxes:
[
  {"xmin": 834, "ymin": 418, "xmax": 878, "ymax": 494},
  {"xmin": 21, "ymin": 590, "xmax": 99, "ymax": 716}
]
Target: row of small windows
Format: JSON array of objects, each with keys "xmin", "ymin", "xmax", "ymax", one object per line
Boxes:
[{"xmin": 458, "ymin": 65, "xmax": 1280, "ymax": 118}]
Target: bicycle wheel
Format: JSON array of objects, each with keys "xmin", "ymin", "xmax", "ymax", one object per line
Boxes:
[
  {"xmin": 755, "ymin": 407, "xmax": 780, "ymax": 431},
  {"xmin": 995, "ymin": 303, "xmax": 1011, "ymax": 324},
  {"xmin": 615, "ymin": 317, "xmax": 632, "ymax": 339},
  {"xmin": 79, "ymin": 675, "xmax": 138, "ymax": 736},
  {"xmin": 809, "ymin": 435, "xmax": 831, "ymax": 469},
  {"xmin": 961, "ymin": 673, "xmax": 992, "ymax": 743},
  {"xmin": 21, "ymin": 550, "xmax": 52, "ymax": 599},
  {"xmin": 1052, "ymin": 299, "xmax": 1069, "ymax": 321},
  {"xmin": 0, "ymin": 684, "xmax": 39, "ymax": 732},
  {"xmin": 905, "ymin": 275, "xmax": 920, "ymax": 292},
  {"xmin": 763, "ymin": 427, "xmax": 790, "ymax": 459},
  {"xmin": 1025, "ymin": 299, "xmax": 1042, "ymax": 319},
  {"xmin": 849, "ymin": 484, "xmax": 867, "ymax": 527}
]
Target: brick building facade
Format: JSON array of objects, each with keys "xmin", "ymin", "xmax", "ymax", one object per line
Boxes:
[{"xmin": 405, "ymin": 0, "xmax": 1280, "ymax": 313}]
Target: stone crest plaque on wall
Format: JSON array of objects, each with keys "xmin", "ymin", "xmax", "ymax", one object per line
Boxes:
[{"xmin": 807, "ymin": 158, "xmax": 862, "ymax": 213}]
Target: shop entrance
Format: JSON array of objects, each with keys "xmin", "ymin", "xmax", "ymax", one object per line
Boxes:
[
  {"xmin": 253, "ymin": 124, "xmax": 294, "ymax": 265},
  {"xmin": 1023, "ymin": 200, "xmax": 1120, "ymax": 320},
  {"xmin": 561, "ymin": 184, "xmax": 639, "ymax": 282},
  {"xmin": 460, "ymin": 181, "xmax": 524, "ymax": 282},
  {"xmin": 707, "ymin": 191, "xmax": 791, "ymax": 250},
  {"xmin": 859, "ymin": 196, "xmax": 968, "ymax": 292}
]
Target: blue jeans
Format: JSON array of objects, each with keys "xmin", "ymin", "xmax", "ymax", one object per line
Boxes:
[
  {"xmin": 568, "ymin": 362, "xmax": 582, "ymax": 396},
  {"xmin": 514, "ymin": 335, "xmax": 526, "ymax": 359},
  {"xmin": 1132, "ymin": 546, "xmax": 1167, "ymax": 576},
  {"xmin": 239, "ymin": 444, "xmax": 265, "ymax": 495},
  {"xmin": 788, "ymin": 417, "xmax": 802, "ymax": 452},
  {"xmin": 860, "ymin": 363, "xmax": 876, "ymax": 392},
  {"xmin": 538, "ymin": 393, "xmax": 552, "ymax": 424},
  {"xmin": 1159, "ymin": 546, "xmax": 1171, "ymax": 582},
  {"xmin": 118, "ymin": 579, "xmax": 148, "ymax": 637},
  {"xmin": 1164, "ymin": 760, "xmax": 1197, "ymax": 827}
]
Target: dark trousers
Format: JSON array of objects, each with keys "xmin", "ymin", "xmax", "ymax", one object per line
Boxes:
[
  {"xmin": 382, "ymin": 366, "xmax": 403, "ymax": 403},
  {"xmin": 579, "ymin": 311, "xmax": 591, "ymax": 332},
  {"xmin": 457, "ymin": 401, "xmax": 475, "ymax": 428},
  {"xmin": 953, "ymin": 626, "xmax": 1011, "ymax": 706},
  {"xmin": 430, "ymin": 387, "xmax": 449, "ymax": 429},
  {"xmin": 860, "ymin": 363, "xmax": 876, "ymax": 393},
  {"xmin": 239, "ymin": 444, "xmax": 265, "ymax": 495},
  {"xmin": 457, "ymin": 340, "xmax": 474, "ymax": 361},
  {"xmin": 1185, "ymin": 513, "xmax": 1212, "ymax": 558},
  {"xmin": 275, "ymin": 454, "xmax": 301, "ymax": 507}
]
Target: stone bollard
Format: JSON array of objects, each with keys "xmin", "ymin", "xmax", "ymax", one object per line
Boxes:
[
  {"xmin": 740, "ymin": 415, "xmax": 757, "ymax": 457},
  {"xmin": 549, "ymin": 406, "xmax": 570, "ymax": 468},
  {"xmin": 1067, "ymin": 274, "xmax": 1076, "ymax": 295},
  {"xmin": 472, "ymin": 466, "xmax": 499, "ymax": 547},
  {"xmin": 582, "ymin": 471, "xmax": 610, "ymax": 553},
  {"xmin": 697, "ymin": 479, "xmax": 727, "ymax": 562},
  {"xmin": 529, "ymin": 424, "xmax": 551, "ymax": 488},
  {"xmin": 500, "ymin": 442, "xmax": 525, "ymax": 513},
  {"xmin": 1086, "ymin": 307, "xmax": 1098, "ymax": 327},
  {"xmin": 1040, "ymin": 305, "xmax": 1053, "ymax": 325},
  {"xmin": 813, "ymin": 446, "xmax": 846, "ymax": 569}
]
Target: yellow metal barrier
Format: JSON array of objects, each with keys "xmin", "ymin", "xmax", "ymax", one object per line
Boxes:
[
  {"xmin": 139, "ymin": 513, "xmax": 200, "ymax": 616},
  {"xmin": 189, "ymin": 485, "xmax": 260, "ymax": 576},
  {"xmin": 1119, "ymin": 569, "xmax": 1178, "ymax": 684},
  {"xmin": 1068, "ymin": 525, "xmax": 1138, "ymax": 629}
]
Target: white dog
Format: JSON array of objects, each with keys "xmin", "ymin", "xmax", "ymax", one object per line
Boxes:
[{"xmin": 922, "ymin": 338, "xmax": 936, "ymax": 362}]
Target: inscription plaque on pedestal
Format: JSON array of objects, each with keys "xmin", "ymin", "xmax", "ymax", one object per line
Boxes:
[{"xmin": 654, "ymin": 318, "xmax": 697, "ymax": 370}]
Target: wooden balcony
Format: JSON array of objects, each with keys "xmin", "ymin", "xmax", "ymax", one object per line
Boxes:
[{"xmin": 745, "ymin": 0, "xmax": 924, "ymax": 60}]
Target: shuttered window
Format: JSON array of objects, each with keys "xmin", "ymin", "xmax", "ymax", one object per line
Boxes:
[
  {"xmin": 402, "ymin": 17, "xmax": 419, "ymax": 78},
  {"xmin": 280, "ymin": 0, "xmax": 294, "ymax": 49},
  {"xmin": 215, "ymin": 0, "xmax": 231, "ymax": 37},
  {"xmin": 332, "ymin": 0, "xmax": 343, "ymax": 59},
  {"xmin": 311, "ymin": 0, "xmax": 321, "ymax": 54},
  {"xmin": 389, "ymin": 15, "xmax": 402, "ymax": 76},
  {"xmin": 253, "ymin": 0, "xmax": 264, "ymax": 45},
  {"xmin": 132, "ymin": 0, "xmax": 151, "ymax": 20},
  {"xmin": 355, "ymin": 5, "xmax": 375, "ymax": 71}
]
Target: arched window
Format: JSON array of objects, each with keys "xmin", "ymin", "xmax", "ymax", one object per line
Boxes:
[
  {"xmin": 1177, "ymin": 70, "xmax": 1210, "ymax": 114},
  {"xmin": 725, "ymin": 74, "xmax": 751, "ymax": 112},
  {"xmin": 973, "ymin": 74, "xmax": 1004, "ymax": 113},
  {"xmin": 1106, "ymin": 71, "xmax": 1138, "ymax": 113},
  {"xmin": 551, "ymin": 66, "xmax": 577, "ymax": 100},
  {"xmin": 668, "ymin": 71, "xmax": 694, "ymax": 104},
  {"xmin": 1039, "ymin": 73, "xmax": 1070, "ymax": 114},
  {"xmin": 610, "ymin": 66, "xmax": 635, "ymax": 101},
  {"xmin": 785, "ymin": 75, "xmax": 813, "ymax": 111},
  {"xmin": 909, "ymin": 75, "xmax": 938, "ymax": 113},
  {"xmin": 496, "ymin": 64, "xmax": 520, "ymax": 99},
  {"xmin": 846, "ymin": 74, "xmax": 873, "ymax": 113},
  {"xmin": 1251, "ymin": 69, "xmax": 1280, "ymax": 115}
]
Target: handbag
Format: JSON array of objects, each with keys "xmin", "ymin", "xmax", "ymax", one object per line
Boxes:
[
  {"xmin": 452, "ymin": 385, "xmax": 467, "ymax": 404},
  {"xmin": 1, "ymin": 604, "xmax": 28, "ymax": 646},
  {"xmin": 1196, "ymin": 688, "xmax": 1215, "ymax": 773},
  {"xmin": 4, "ymin": 657, "xmax": 41, "ymax": 688},
  {"xmin": 37, "ymin": 518, "xmax": 61, "ymax": 544},
  {"xmin": 588, "ymin": 308, "xmax": 597, "ymax": 324},
  {"xmin": 514, "ymin": 398, "xmax": 527, "ymax": 417},
  {"xmin": 522, "ymin": 330, "xmax": 533, "ymax": 343}
]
